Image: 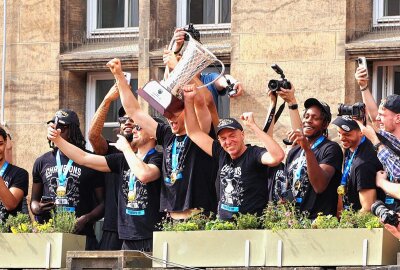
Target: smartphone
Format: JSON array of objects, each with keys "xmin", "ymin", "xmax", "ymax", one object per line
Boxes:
[
  {"xmin": 356, "ymin": 57, "xmax": 368, "ymax": 78},
  {"xmin": 41, "ymin": 196, "xmax": 55, "ymax": 203},
  {"xmin": 123, "ymin": 72, "xmax": 131, "ymax": 84}
]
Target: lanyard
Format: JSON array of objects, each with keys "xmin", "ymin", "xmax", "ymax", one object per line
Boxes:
[
  {"xmin": 340, "ymin": 136, "xmax": 366, "ymax": 187},
  {"xmin": 0, "ymin": 161, "xmax": 9, "ymax": 177},
  {"xmin": 171, "ymin": 135, "xmax": 187, "ymax": 172},
  {"xmin": 128, "ymin": 148, "xmax": 156, "ymax": 191},
  {"xmin": 56, "ymin": 150, "xmax": 73, "ymax": 187},
  {"xmin": 294, "ymin": 135, "xmax": 326, "ymax": 180}
]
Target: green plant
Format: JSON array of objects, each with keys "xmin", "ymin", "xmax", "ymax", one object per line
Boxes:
[
  {"xmin": 234, "ymin": 213, "xmax": 261, "ymax": 230},
  {"xmin": 52, "ymin": 210, "xmax": 77, "ymax": 233},
  {"xmin": 6, "ymin": 213, "xmax": 32, "ymax": 233},
  {"xmin": 312, "ymin": 213, "xmax": 339, "ymax": 229},
  {"xmin": 339, "ymin": 208, "xmax": 382, "ymax": 229},
  {"xmin": 160, "ymin": 211, "xmax": 213, "ymax": 231},
  {"xmin": 205, "ymin": 219, "xmax": 236, "ymax": 230}
]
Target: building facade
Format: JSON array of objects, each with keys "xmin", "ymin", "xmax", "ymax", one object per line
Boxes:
[{"xmin": 0, "ymin": 0, "xmax": 399, "ymax": 194}]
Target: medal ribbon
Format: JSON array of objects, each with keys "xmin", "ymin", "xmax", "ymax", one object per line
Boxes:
[
  {"xmin": 128, "ymin": 148, "xmax": 156, "ymax": 192},
  {"xmin": 340, "ymin": 136, "xmax": 366, "ymax": 187},
  {"xmin": 293, "ymin": 135, "xmax": 325, "ymax": 203},
  {"xmin": 0, "ymin": 161, "xmax": 9, "ymax": 178},
  {"xmin": 56, "ymin": 150, "xmax": 73, "ymax": 188}
]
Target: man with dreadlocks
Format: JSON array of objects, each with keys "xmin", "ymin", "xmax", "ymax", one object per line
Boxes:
[
  {"xmin": 283, "ymin": 98, "xmax": 343, "ymax": 219},
  {"xmin": 31, "ymin": 109, "xmax": 105, "ymax": 250}
]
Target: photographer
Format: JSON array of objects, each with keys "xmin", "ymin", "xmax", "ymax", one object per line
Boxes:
[{"xmin": 355, "ymin": 66, "xmax": 400, "ymax": 209}]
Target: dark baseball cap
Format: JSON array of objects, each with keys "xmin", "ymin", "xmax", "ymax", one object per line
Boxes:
[
  {"xmin": 381, "ymin": 94, "xmax": 400, "ymax": 114},
  {"xmin": 47, "ymin": 109, "xmax": 80, "ymax": 125},
  {"xmin": 332, "ymin": 115, "xmax": 360, "ymax": 132},
  {"xmin": 304, "ymin": 98, "xmax": 332, "ymax": 123},
  {"xmin": 216, "ymin": 118, "xmax": 243, "ymax": 135},
  {"xmin": 118, "ymin": 106, "xmax": 126, "ymax": 117}
]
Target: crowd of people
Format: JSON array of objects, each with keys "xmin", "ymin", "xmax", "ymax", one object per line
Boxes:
[{"xmin": 0, "ymin": 28, "xmax": 400, "ymax": 251}]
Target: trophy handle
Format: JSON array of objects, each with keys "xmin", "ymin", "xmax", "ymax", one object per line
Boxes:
[{"xmin": 196, "ymin": 59, "xmax": 225, "ymax": 89}]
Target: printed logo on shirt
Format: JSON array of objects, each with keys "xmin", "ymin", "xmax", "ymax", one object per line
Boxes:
[
  {"xmin": 220, "ymin": 163, "xmax": 243, "ymax": 212},
  {"xmin": 122, "ymin": 170, "xmax": 148, "ymax": 216}
]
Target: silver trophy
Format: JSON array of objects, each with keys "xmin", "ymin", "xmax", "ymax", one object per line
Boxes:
[{"xmin": 137, "ymin": 32, "xmax": 225, "ymax": 118}]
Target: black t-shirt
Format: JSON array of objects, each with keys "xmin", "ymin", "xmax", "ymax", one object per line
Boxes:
[
  {"xmin": 101, "ymin": 142, "xmax": 120, "ymax": 232},
  {"xmin": 285, "ymin": 139, "xmax": 343, "ymax": 219},
  {"xmin": 156, "ymin": 123, "xmax": 217, "ymax": 213},
  {"xmin": 343, "ymin": 139, "xmax": 384, "ymax": 210},
  {"xmin": 266, "ymin": 163, "xmax": 286, "ymax": 202},
  {"xmin": 32, "ymin": 150, "xmax": 105, "ymax": 236},
  {"xmin": 212, "ymin": 142, "xmax": 270, "ymax": 220},
  {"xmin": 0, "ymin": 163, "xmax": 28, "ymax": 222},
  {"xmin": 105, "ymin": 150, "xmax": 163, "ymax": 240}
]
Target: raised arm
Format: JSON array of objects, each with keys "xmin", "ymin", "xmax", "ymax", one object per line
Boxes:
[
  {"xmin": 241, "ymin": 112, "xmax": 284, "ymax": 166},
  {"xmin": 277, "ymin": 84, "xmax": 302, "ymax": 131},
  {"xmin": 107, "ymin": 58, "xmax": 157, "ymax": 138},
  {"xmin": 355, "ymin": 66, "xmax": 379, "ymax": 126},
  {"xmin": 183, "ymin": 85, "xmax": 214, "ymax": 156},
  {"xmin": 47, "ymin": 124, "xmax": 111, "ymax": 172},
  {"xmin": 109, "ymin": 135, "xmax": 161, "ymax": 183},
  {"xmin": 88, "ymin": 84, "xmax": 119, "ymax": 155}
]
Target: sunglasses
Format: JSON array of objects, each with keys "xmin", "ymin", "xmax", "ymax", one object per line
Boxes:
[{"xmin": 118, "ymin": 116, "xmax": 133, "ymax": 124}]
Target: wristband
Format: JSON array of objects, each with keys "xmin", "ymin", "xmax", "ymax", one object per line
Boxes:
[
  {"xmin": 288, "ymin": 104, "xmax": 298, "ymax": 110},
  {"xmin": 373, "ymin": 142, "xmax": 383, "ymax": 152},
  {"xmin": 360, "ymin": 85, "xmax": 368, "ymax": 92}
]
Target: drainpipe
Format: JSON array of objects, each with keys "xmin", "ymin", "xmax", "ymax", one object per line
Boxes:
[{"xmin": 1, "ymin": 0, "xmax": 6, "ymax": 126}]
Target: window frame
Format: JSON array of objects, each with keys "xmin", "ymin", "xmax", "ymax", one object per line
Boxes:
[
  {"xmin": 176, "ymin": 0, "xmax": 231, "ymax": 30},
  {"xmin": 87, "ymin": 0, "xmax": 139, "ymax": 38},
  {"xmin": 373, "ymin": 0, "xmax": 400, "ymax": 26},
  {"xmin": 372, "ymin": 60, "xmax": 400, "ymax": 100},
  {"xmin": 85, "ymin": 71, "xmax": 137, "ymax": 151}
]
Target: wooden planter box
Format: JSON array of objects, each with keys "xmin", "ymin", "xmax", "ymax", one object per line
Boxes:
[
  {"xmin": 152, "ymin": 230, "xmax": 266, "ymax": 267},
  {"xmin": 153, "ymin": 228, "xmax": 400, "ymax": 268},
  {"xmin": 0, "ymin": 233, "xmax": 86, "ymax": 269},
  {"xmin": 265, "ymin": 228, "xmax": 400, "ymax": 267}
]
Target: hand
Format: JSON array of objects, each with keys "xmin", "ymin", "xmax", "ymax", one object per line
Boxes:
[
  {"xmin": 182, "ymin": 84, "xmax": 197, "ymax": 102},
  {"xmin": 74, "ymin": 215, "xmax": 89, "ymax": 233},
  {"xmin": 47, "ymin": 123, "xmax": 61, "ymax": 142},
  {"xmin": 37, "ymin": 200, "xmax": 55, "ymax": 215},
  {"xmin": 240, "ymin": 112, "xmax": 256, "ymax": 128},
  {"xmin": 229, "ymin": 81, "xmax": 244, "ymax": 98},
  {"xmin": 109, "ymin": 134, "xmax": 131, "ymax": 152},
  {"xmin": 277, "ymin": 84, "xmax": 297, "ymax": 104},
  {"xmin": 376, "ymin": 170, "xmax": 388, "ymax": 189},
  {"xmin": 355, "ymin": 66, "xmax": 369, "ymax": 88},
  {"xmin": 163, "ymin": 49, "xmax": 179, "ymax": 70},
  {"xmin": 288, "ymin": 128, "xmax": 310, "ymax": 151},
  {"xmin": 173, "ymin": 28, "xmax": 186, "ymax": 52},
  {"xmin": 106, "ymin": 58, "xmax": 123, "ymax": 77},
  {"xmin": 267, "ymin": 89, "xmax": 277, "ymax": 105},
  {"xmin": 355, "ymin": 119, "xmax": 379, "ymax": 144},
  {"xmin": 104, "ymin": 84, "xmax": 119, "ymax": 103},
  {"xmin": 384, "ymin": 223, "xmax": 400, "ymax": 240}
]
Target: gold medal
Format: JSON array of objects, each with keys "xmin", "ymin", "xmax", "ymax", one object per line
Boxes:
[
  {"xmin": 337, "ymin": 185, "xmax": 346, "ymax": 196},
  {"xmin": 56, "ymin": 186, "xmax": 66, "ymax": 197},
  {"xmin": 170, "ymin": 172, "xmax": 177, "ymax": 184},
  {"xmin": 128, "ymin": 190, "xmax": 136, "ymax": 202},
  {"xmin": 294, "ymin": 180, "xmax": 301, "ymax": 190}
]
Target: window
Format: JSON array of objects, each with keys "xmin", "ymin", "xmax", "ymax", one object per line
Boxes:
[
  {"xmin": 86, "ymin": 72, "xmax": 138, "ymax": 150},
  {"xmin": 87, "ymin": 0, "xmax": 139, "ymax": 37},
  {"xmin": 177, "ymin": 0, "xmax": 231, "ymax": 27},
  {"xmin": 373, "ymin": 0, "xmax": 400, "ymax": 26},
  {"xmin": 372, "ymin": 61, "xmax": 400, "ymax": 102}
]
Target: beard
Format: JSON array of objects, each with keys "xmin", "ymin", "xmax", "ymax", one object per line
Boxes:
[{"xmin": 123, "ymin": 133, "xmax": 133, "ymax": 143}]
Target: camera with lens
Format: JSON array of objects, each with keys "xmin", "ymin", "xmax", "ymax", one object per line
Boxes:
[
  {"xmin": 268, "ymin": 64, "xmax": 291, "ymax": 92},
  {"xmin": 337, "ymin": 102, "xmax": 366, "ymax": 121},
  {"xmin": 371, "ymin": 200, "xmax": 399, "ymax": 227},
  {"xmin": 183, "ymin": 23, "xmax": 200, "ymax": 42}
]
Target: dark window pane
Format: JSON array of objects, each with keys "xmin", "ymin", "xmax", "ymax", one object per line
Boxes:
[
  {"xmin": 384, "ymin": 0, "xmax": 400, "ymax": 16},
  {"xmin": 376, "ymin": 66, "xmax": 383, "ymax": 103},
  {"xmin": 394, "ymin": 66, "xmax": 400, "ymax": 95},
  {"xmin": 128, "ymin": 0, "xmax": 139, "ymax": 27},
  {"xmin": 219, "ymin": 0, "xmax": 231, "ymax": 23},
  {"xmin": 97, "ymin": 0, "xmax": 125, "ymax": 28},
  {"xmin": 102, "ymin": 127, "xmax": 121, "ymax": 143},
  {"xmin": 187, "ymin": 0, "xmax": 215, "ymax": 24}
]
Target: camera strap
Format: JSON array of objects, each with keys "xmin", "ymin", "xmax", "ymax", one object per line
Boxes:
[
  {"xmin": 376, "ymin": 132, "xmax": 400, "ymax": 157},
  {"xmin": 263, "ymin": 101, "xmax": 286, "ymax": 133}
]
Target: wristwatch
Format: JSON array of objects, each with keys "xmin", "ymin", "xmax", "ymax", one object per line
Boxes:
[
  {"xmin": 373, "ymin": 142, "xmax": 383, "ymax": 152},
  {"xmin": 288, "ymin": 104, "xmax": 298, "ymax": 110}
]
